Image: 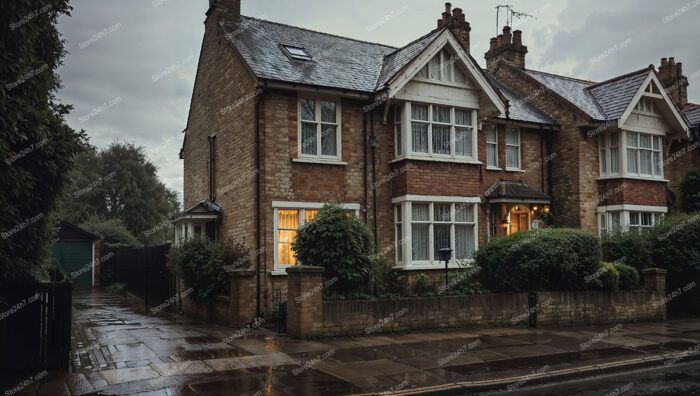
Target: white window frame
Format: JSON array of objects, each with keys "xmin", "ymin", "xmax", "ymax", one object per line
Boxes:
[
  {"xmin": 297, "ymin": 97, "xmax": 342, "ymax": 163},
  {"xmin": 597, "ymin": 205, "xmax": 667, "ymax": 236},
  {"xmin": 598, "ymin": 130, "xmax": 664, "ymax": 181},
  {"xmin": 486, "ymin": 124, "xmax": 499, "ymax": 169},
  {"xmin": 505, "ymin": 127, "xmax": 521, "ymax": 171},
  {"xmin": 271, "ymin": 201, "xmax": 360, "ymax": 274},
  {"xmin": 391, "ymin": 195, "xmax": 480, "ymax": 270},
  {"xmin": 394, "ymin": 105, "xmax": 403, "ymax": 157},
  {"xmin": 415, "ymin": 48, "xmax": 467, "ymax": 86},
  {"xmin": 396, "ymin": 102, "xmax": 479, "ymax": 163}
]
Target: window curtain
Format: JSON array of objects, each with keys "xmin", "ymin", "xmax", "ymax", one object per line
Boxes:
[{"xmin": 411, "ymin": 204, "xmax": 430, "ymax": 261}]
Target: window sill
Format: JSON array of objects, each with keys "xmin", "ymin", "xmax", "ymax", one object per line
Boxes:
[
  {"xmin": 392, "ymin": 261, "xmax": 475, "ymax": 271},
  {"xmin": 486, "ymin": 166, "xmax": 502, "ymax": 171},
  {"xmin": 390, "ymin": 156, "xmax": 482, "ymax": 165},
  {"xmin": 270, "ymin": 269, "xmax": 289, "ymax": 276},
  {"xmin": 292, "ymin": 158, "xmax": 347, "ymax": 166},
  {"xmin": 505, "ymin": 167, "xmax": 525, "ymax": 173},
  {"xmin": 596, "ymin": 175, "xmax": 668, "ymax": 182}
]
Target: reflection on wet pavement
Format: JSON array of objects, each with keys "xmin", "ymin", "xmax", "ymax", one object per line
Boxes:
[{"xmin": 11, "ymin": 289, "xmax": 700, "ymax": 396}]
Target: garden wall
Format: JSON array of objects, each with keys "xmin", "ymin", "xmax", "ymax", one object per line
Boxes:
[{"xmin": 287, "ymin": 267, "xmax": 668, "ymax": 338}]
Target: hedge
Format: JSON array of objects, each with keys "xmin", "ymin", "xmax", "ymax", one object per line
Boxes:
[
  {"xmin": 648, "ymin": 213, "xmax": 700, "ymax": 280},
  {"xmin": 475, "ymin": 228, "xmax": 600, "ymax": 292},
  {"xmin": 601, "ymin": 231, "xmax": 652, "ymax": 271},
  {"xmin": 614, "ymin": 262, "xmax": 640, "ymax": 290}
]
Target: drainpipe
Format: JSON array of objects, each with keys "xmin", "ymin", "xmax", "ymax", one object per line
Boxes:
[
  {"xmin": 363, "ymin": 113, "xmax": 368, "ymax": 223},
  {"xmin": 254, "ymin": 85, "xmax": 265, "ymax": 318},
  {"xmin": 208, "ymin": 133, "xmax": 217, "ymax": 202},
  {"xmin": 546, "ymin": 132, "xmax": 554, "ymax": 203},
  {"xmin": 370, "ymin": 112, "xmax": 378, "ymax": 251},
  {"xmin": 539, "ymin": 127, "xmax": 545, "ymax": 193}
]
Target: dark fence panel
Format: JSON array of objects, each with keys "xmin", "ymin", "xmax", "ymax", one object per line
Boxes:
[
  {"xmin": 101, "ymin": 244, "xmax": 174, "ymax": 310},
  {"xmin": 0, "ymin": 282, "xmax": 72, "ymax": 373}
]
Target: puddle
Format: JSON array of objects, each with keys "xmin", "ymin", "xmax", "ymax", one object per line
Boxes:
[
  {"xmin": 183, "ymin": 336, "xmax": 222, "ymax": 344},
  {"xmin": 172, "ymin": 348, "xmax": 252, "ymax": 361}
]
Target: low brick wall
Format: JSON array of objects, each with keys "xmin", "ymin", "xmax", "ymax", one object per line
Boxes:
[
  {"xmin": 286, "ymin": 266, "xmax": 668, "ymax": 338},
  {"xmin": 538, "ymin": 290, "xmax": 663, "ymax": 326},
  {"xmin": 181, "ymin": 294, "xmax": 231, "ymax": 325},
  {"xmin": 322, "ymin": 293, "xmax": 529, "ymax": 337}
]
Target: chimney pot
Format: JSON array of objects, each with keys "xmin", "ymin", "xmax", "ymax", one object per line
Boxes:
[
  {"xmin": 513, "ymin": 30, "xmax": 522, "ymax": 46},
  {"xmin": 490, "ymin": 37, "xmax": 497, "ymax": 50},
  {"xmin": 497, "ymin": 34, "xmax": 503, "ymax": 46},
  {"xmin": 661, "ymin": 57, "xmax": 668, "ymax": 66},
  {"xmin": 669, "ymin": 57, "xmax": 676, "ymax": 66},
  {"xmin": 445, "ymin": 2, "xmax": 452, "ymax": 14},
  {"xmin": 677, "ymin": 62, "xmax": 683, "ymax": 77},
  {"xmin": 453, "ymin": 8, "xmax": 465, "ymax": 22}
]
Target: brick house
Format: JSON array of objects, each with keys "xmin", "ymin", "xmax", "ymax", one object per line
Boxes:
[{"xmin": 174, "ymin": 0, "xmax": 698, "ymax": 315}]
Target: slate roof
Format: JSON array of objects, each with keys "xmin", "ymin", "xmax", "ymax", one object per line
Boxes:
[
  {"xmin": 587, "ymin": 68, "xmax": 650, "ymax": 120},
  {"xmin": 685, "ymin": 104, "xmax": 700, "ymax": 127},
  {"xmin": 484, "ymin": 71, "xmax": 557, "ymax": 125},
  {"xmin": 376, "ymin": 28, "xmax": 445, "ymax": 89},
  {"xmin": 224, "ymin": 17, "xmax": 396, "ymax": 93},
  {"xmin": 172, "ymin": 199, "xmax": 222, "ymax": 221},
  {"xmin": 484, "ymin": 180, "xmax": 550, "ymax": 201},
  {"xmin": 524, "ymin": 69, "xmax": 607, "ymax": 120}
]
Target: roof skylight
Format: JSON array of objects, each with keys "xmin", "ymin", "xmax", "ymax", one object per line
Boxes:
[{"xmin": 281, "ymin": 45, "xmax": 312, "ymax": 61}]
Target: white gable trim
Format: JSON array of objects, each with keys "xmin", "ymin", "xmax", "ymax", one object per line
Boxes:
[
  {"xmin": 618, "ymin": 71, "xmax": 690, "ymax": 138},
  {"xmin": 385, "ymin": 30, "xmax": 506, "ymax": 116}
]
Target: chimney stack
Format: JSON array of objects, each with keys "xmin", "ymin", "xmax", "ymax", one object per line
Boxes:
[
  {"xmin": 659, "ymin": 57, "xmax": 689, "ymax": 108},
  {"xmin": 207, "ymin": 0, "xmax": 241, "ymax": 23},
  {"xmin": 485, "ymin": 25, "xmax": 528, "ymax": 72},
  {"xmin": 437, "ymin": 2, "xmax": 471, "ymax": 51}
]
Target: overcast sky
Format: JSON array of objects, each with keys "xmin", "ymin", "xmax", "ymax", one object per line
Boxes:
[{"xmin": 57, "ymin": 0, "xmax": 700, "ymax": 202}]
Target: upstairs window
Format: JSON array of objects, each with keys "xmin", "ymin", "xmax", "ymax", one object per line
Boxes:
[
  {"xmin": 626, "ymin": 132, "xmax": 662, "ymax": 178},
  {"xmin": 486, "ymin": 125, "xmax": 498, "ymax": 168},
  {"xmin": 405, "ymin": 102, "xmax": 476, "ymax": 160},
  {"xmin": 599, "ymin": 132, "xmax": 621, "ymax": 176},
  {"xmin": 281, "ymin": 45, "xmax": 312, "ymax": 61},
  {"xmin": 505, "ymin": 127, "xmax": 521, "ymax": 170},
  {"xmin": 417, "ymin": 48, "xmax": 467, "ymax": 84},
  {"xmin": 634, "ymin": 97, "xmax": 658, "ymax": 114},
  {"xmin": 298, "ymin": 98, "xmax": 341, "ymax": 161}
]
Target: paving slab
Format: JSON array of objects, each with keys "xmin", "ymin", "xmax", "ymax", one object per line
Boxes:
[
  {"xmin": 99, "ymin": 366, "xmax": 160, "ymax": 385},
  {"xmin": 203, "ymin": 352, "xmax": 298, "ymax": 371}
]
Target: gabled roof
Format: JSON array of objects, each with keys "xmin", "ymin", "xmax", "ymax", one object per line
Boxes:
[
  {"xmin": 587, "ymin": 68, "xmax": 650, "ymax": 120},
  {"xmin": 685, "ymin": 104, "xmax": 700, "ymax": 127},
  {"xmin": 376, "ymin": 28, "xmax": 445, "ymax": 89},
  {"xmin": 484, "ymin": 71, "xmax": 557, "ymax": 125},
  {"xmin": 171, "ymin": 199, "xmax": 222, "ymax": 222},
  {"xmin": 523, "ymin": 69, "xmax": 606, "ymax": 120},
  {"xmin": 57, "ymin": 221, "xmax": 98, "ymax": 242},
  {"xmin": 484, "ymin": 180, "xmax": 550, "ymax": 202},
  {"xmin": 224, "ymin": 17, "xmax": 395, "ymax": 93}
]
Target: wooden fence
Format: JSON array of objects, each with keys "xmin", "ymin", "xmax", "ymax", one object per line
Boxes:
[
  {"xmin": 101, "ymin": 244, "xmax": 175, "ymax": 311},
  {"xmin": 0, "ymin": 282, "xmax": 73, "ymax": 373}
]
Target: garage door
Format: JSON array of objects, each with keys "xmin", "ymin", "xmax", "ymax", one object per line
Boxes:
[{"xmin": 53, "ymin": 241, "xmax": 93, "ymax": 288}]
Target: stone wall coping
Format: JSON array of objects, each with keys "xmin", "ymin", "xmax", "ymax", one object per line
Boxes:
[
  {"xmin": 229, "ymin": 268, "xmax": 255, "ymax": 277},
  {"xmin": 642, "ymin": 268, "xmax": 668, "ymax": 275},
  {"xmin": 286, "ymin": 266, "xmax": 325, "ymax": 274}
]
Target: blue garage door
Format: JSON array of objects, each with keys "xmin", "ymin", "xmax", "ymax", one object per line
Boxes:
[{"xmin": 53, "ymin": 241, "xmax": 93, "ymax": 288}]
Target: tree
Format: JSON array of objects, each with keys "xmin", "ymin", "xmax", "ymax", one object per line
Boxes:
[
  {"xmin": 60, "ymin": 142, "xmax": 180, "ymax": 244},
  {"xmin": 1, "ymin": 0, "xmax": 87, "ymax": 285},
  {"xmin": 680, "ymin": 168, "xmax": 700, "ymax": 213}
]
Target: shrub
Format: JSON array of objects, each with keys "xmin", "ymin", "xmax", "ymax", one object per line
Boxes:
[
  {"xmin": 601, "ymin": 231, "xmax": 652, "ymax": 271},
  {"xmin": 614, "ymin": 263, "xmax": 640, "ymax": 290},
  {"xmin": 680, "ymin": 168, "xmax": 700, "ymax": 213},
  {"xmin": 475, "ymin": 228, "xmax": 600, "ymax": 292},
  {"xmin": 168, "ymin": 238, "xmax": 249, "ymax": 300},
  {"xmin": 371, "ymin": 259, "xmax": 407, "ymax": 298},
  {"xmin": 292, "ymin": 202, "xmax": 375, "ymax": 298},
  {"xmin": 80, "ymin": 216, "xmax": 141, "ymax": 248},
  {"xmin": 595, "ymin": 262, "xmax": 620, "ymax": 291},
  {"xmin": 648, "ymin": 213, "xmax": 700, "ymax": 282},
  {"xmin": 438, "ymin": 261, "xmax": 487, "ymax": 295},
  {"xmin": 411, "ymin": 274, "xmax": 437, "ymax": 297}
]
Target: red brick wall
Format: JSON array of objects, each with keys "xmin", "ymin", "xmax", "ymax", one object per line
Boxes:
[
  {"xmin": 182, "ymin": 14, "xmax": 258, "ymax": 249},
  {"xmin": 596, "ymin": 179, "xmax": 667, "ymax": 207}
]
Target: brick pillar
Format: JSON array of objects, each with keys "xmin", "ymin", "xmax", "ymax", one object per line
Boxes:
[
  {"xmin": 230, "ymin": 269, "xmax": 256, "ymax": 327},
  {"xmin": 643, "ymin": 268, "xmax": 668, "ymax": 320},
  {"xmin": 286, "ymin": 266, "xmax": 324, "ymax": 339}
]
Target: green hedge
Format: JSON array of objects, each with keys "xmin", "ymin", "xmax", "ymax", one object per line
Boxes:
[
  {"xmin": 595, "ymin": 262, "xmax": 620, "ymax": 291},
  {"xmin": 601, "ymin": 231, "xmax": 652, "ymax": 271},
  {"xmin": 648, "ymin": 213, "xmax": 700, "ymax": 280},
  {"xmin": 614, "ymin": 263, "xmax": 640, "ymax": 290},
  {"xmin": 475, "ymin": 228, "xmax": 600, "ymax": 292}
]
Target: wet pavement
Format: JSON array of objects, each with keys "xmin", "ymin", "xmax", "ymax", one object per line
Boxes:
[{"xmin": 5, "ymin": 290, "xmax": 700, "ymax": 395}]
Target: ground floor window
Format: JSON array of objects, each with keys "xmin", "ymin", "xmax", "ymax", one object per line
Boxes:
[
  {"xmin": 598, "ymin": 206, "xmax": 665, "ymax": 236},
  {"xmin": 393, "ymin": 197, "xmax": 479, "ymax": 267},
  {"xmin": 272, "ymin": 202, "xmax": 360, "ymax": 272}
]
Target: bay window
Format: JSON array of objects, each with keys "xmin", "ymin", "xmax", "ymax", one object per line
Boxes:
[
  {"xmin": 599, "ymin": 131, "xmax": 663, "ymax": 179},
  {"xmin": 298, "ymin": 97, "xmax": 341, "ymax": 161},
  {"xmin": 400, "ymin": 102, "xmax": 477, "ymax": 161},
  {"xmin": 598, "ymin": 206, "xmax": 666, "ymax": 236},
  {"xmin": 394, "ymin": 198, "xmax": 479, "ymax": 267},
  {"xmin": 505, "ymin": 127, "xmax": 521, "ymax": 170},
  {"xmin": 273, "ymin": 202, "xmax": 360, "ymax": 272}
]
